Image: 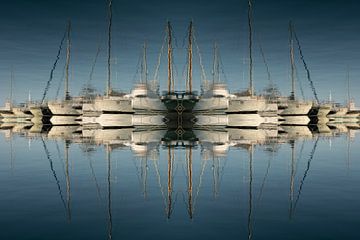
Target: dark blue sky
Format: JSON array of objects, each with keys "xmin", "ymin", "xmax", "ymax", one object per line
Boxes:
[{"xmin": 1, "ymin": 0, "xmax": 359, "ymax": 105}]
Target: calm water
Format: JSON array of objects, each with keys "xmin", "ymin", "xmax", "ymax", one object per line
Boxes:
[{"xmin": 0, "ymin": 125, "xmax": 359, "ymax": 239}]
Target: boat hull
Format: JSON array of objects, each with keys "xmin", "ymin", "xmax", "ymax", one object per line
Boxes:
[
  {"xmin": 94, "ymin": 97, "xmax": 133, "ymax": 113},
  {"xmin": 48, "ymin": 101, "xmax": 82, "ymax": 116},
  {"xmin": 278, "ymin": 101, "xmax": 312, "ymax": 116},
  {"xmin": 226, "ymin": 96, "xmax": 266, "ymax": 113}
]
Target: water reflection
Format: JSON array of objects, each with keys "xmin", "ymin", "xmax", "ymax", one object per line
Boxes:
[{"xmin": 0, "ymin": 123, "xmax": 359, "ymax": 239}]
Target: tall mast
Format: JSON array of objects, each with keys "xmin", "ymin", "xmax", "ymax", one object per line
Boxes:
[
  {"xmin": 65, "ymin": 140, "xmax": 71, "ymax": 221},
  {"xmin": 65, "ymin": 20, "xmax": 71, "ymax": 100},
  {"xmin": 212, "ymin": 42, "xmax": 220, "ymax": 85},
  {"xmin": 106, "ymin": 0, "xmax": 113, "ymax": 97},
  {"xmin": 10, "ymin": 66, "xmax": 13, "ymax": 107},
  {"xmin": 289, "ymin": 140, "xmax": 295, "ymax": 218},
  {"xmin": 167, "ymin": 22, "xmax": 173, "ymax": 92},
  {"xmin": 106, "ymin": 144, "xmax": 113, "ymax": 240},
  {"xmin": 187, "ymin": 147, "xmax": 193, "ymax": 219},
  {"xmin": 186, "ymin": 21, "xmax": 193, "ymax": 93},
  {"xmin": 248, "ymin": 0, "xmax": 254, "ymax": 96},
  {"xmin": 166, "ymin": 147, "xmax": 173, "ymax": 219},
  {"xmin": 289, "ymin": 21, "xmax": 296, "ymax": 100},
  {"xmin": 347, "ymin": 66, "xmax": 350, "ymax": 106},
  {"xmin": 141, "ymin": 42, "xmax": 148, "ymax": 84},
  {"xmin": 247, "ymin": 144, "xmax": 253, "ymax": 240}
]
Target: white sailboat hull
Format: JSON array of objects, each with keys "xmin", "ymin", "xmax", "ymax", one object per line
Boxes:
[
  {"xmin": 281, "ymin": 126, "xmax": 313, "ymax": 139},
  {"xmin": 96, "ymin": 114, "xmax": 165, "ymax": 127},
  {"xmin": 227, "ymin": 114, "xmax": 264, "ymax": 127},
  {"xmin": 227, "ymin": 96, "xmax": 266, "ymax": 113},
  {"xmin": 132, "ymin": 97, "xmax": 166, "ymax": 111},
  {"xmin": 50, "ymin": 116, "xmax": 80, "ymax": 125},
  {"xmin": 278, "ymin": 101, "xmax": 312, "ymax": 116},
  {"xmin": 193, "ymin": 97, "xmax": 228, "ymax": 112},
  {"xmin": 12, "ymin": 107, "xmax": 33, "ymax": 119},
  {"xmin": 48, "ymin": 101, "xmax": 81, "ymax": 116},
  {"xmin": 281, "ymin": 115, "xmax": 310, "ymax": 125},
  {"xmin": 94, "ymin": 97, "xmax": 133, "ymax": 113},
  {"xmin": 195, "ymin": 114, "xmax": 264, "ymax": 127},
  {"xmin": 195, "ymin": 114, "xmax": 228, "ymax": 126}
]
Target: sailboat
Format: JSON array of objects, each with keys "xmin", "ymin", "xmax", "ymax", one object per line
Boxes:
[
  {"xmin": 278, "ymin": 22, "xmax": 312, "ymax": 125},
  {"xmin": 193, "ymin": 43, "xmax": 230, "ymax": 113},
  {"xmin": 0, "ymin": 69, "xmax": 18, "ymax": 122},
  {"xmin": 161, "ymin": 21, "xmax": 198, "ymax": 113},
  {"xmin": 328, "ymin": 69, "xmax": 360, "ymax": 123},
  {"xmin": 47, "ymin": 21, "xmax": 83, "ymax": 125},
  {"xmin": 0, "ymin": 101, "xmax": 15, "ymax": 122},
  {"xmin": 11, "ymin": 91, "xmax": 34, "ymax": 121},
  {"xmin": 131, "ymin": 42, "xmax": 167, "ymax": 112},
  {"xmin": 90, "ymin": 0, "xmax": 133, "ymax": 114},
  {"xmin": 226, "ymin": 0, "xmax": 266, "ymax": 114}
]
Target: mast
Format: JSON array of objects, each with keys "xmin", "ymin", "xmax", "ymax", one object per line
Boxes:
[
  {"xmin": 141, "ymin": 42, "xmax": 148, "ymax": 84},
  {"xmin": 247, "ymin": 144, "xmax": 253, "ymax": 240},
  {"xmin": 142, "ymin": 156, "xmax": 148, "ymax": 199},
  {"xmin": 166, "ymin": 147, "xmax": 173, "ymax": 219},
  {"xmin": 167, "ymin": 22, "xmax": 173, "ymax": 92},
  {"xmin": 289, "ymin": 140, "xmax": 295, "ymax": 219},
  {"xmin": 106, "ymin": 0, "xmax": 113, "ymax": 97},
  {"xmin": 65, "ymin": 140, "xmax": 71, "ymax": 221},
  {"xmin": 10, "ymin": 66, "xmax": 13, "ymax": 108},
  {"xmin": 212, "ymin": 156, "xmax": 220, "ymax": 199},
  {"xmin": 187, "ymin": 147, "xmax": 193, "ymax": 219},
  {"xmin": 186, "ymin": 21, "xmax": 193, "ymax": 93},
  {"xmin": 289, "ymin": 21, "xmax": 295, "ymax": 100},
  {"xmin": 65, "ymin": 20, "xmax": 71, "ymax": 100},
  {"xmin": 248, "ymin": 0, "xmax": 254, "ymax": 96},
  {"xmin": 347, "ymin": 66, "xmax": 350, "ymax": 107},
  {"xmin": 212, "ymin": 42, "xmax": 220, "ymax": 85},
  {"xmin": 106, "ymin": 144, "xmax": 113, "ymax": 240}
]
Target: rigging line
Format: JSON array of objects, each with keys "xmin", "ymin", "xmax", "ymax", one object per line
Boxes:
[
  {"xmin": 89, "ymin": 42, "xmax": 102, "ymax": 85},
  {"xmin": 218, "ymin": 50, "xmax": 229, "ymax": 83},
  {"xmin": 41, "ymin": 137, "xmax": 67, "ymax": 211},
  {"xmin": 153, "ymin": 33, "xmax": 166, "ymax": 82},
  {"xmin": 41, "ymin": 26, "xmax": 67, "ymax": 103},
  {"xmin": 294, "ymin": 63, "xmax": 306, "ymax": 101},
  {"xmin": 292, "ymin": 26, "xmax": 320, "ymax": 104},
  {"xmin": 293, "ymin": 137, "xmax": 320, "ymax": 213},
  {"xmin": 193, "ymin": 33, "xmax": 207, "ymax": 85},
  {"xmin": 193, "ymin": 159, "xmax": 207, "ymax": 213},
  {"xmin": 55, "ymin": 139, "xmax": 66, "ymax": 177},
  {"xmin": 257, "ymin": 37, "xmax": 272, "ymax": 86},
  {"xmin": 294, "ymin": 139, "xmax": 306, "ymax": 176},
  {"xmin": 55, "ymin": 61, "xmax": 67, "ymax": 100},
  {"xmin": 152, "ymin": 158, "xmax": 167, "ymax": 212},
  {"xmin": 131, "ymin": 156, "xmax": 145, "ymax": 194},
  {"xmin": 131, "ymin": 49, "xmax": 143, "ymax": 83},
  {"xmin": 256, "ymin": 155, "xmax": 271, "ymax": 206},
  {"xmin": 88, "ymin": 155, "xmax": 102, "ymax": 201}
]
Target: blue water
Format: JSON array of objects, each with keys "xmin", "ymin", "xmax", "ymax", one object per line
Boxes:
[{"xmin": 0, "ymin": 127, "xmax": 359, "ymax": 240}]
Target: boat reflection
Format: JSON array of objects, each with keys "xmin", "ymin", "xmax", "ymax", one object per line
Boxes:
[{"xmin": 0, "ymin": 122, "xmax": 358, "ymax": 239}]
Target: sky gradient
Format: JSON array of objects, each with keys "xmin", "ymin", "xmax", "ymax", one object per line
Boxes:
[{"xmin": 0, "ymin": 0, "xmax": 359, "ymax": 105}]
